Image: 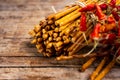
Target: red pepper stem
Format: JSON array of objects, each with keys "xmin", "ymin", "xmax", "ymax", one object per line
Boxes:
[{"xmin": 83, "ymin": 40, "xmax": 98, "ymax": 57}]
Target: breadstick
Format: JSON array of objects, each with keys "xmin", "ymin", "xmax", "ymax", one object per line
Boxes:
[
  {"xmin": 55, "ymin": 8, "xmax": 80, "ymax": 25},
  {"xmin": 38, "ymin": 48, "xmax": 44, "ymax": 53},
  {"xmin": 90, "ymin": 57, "xmax": 108, "ymax": 80},
  {"xmin": 59, "ymin": 22, "xmax": 71, "ymax": 31},
  {"xmin": 31, "ymin": 39, "xmax": 37, "ymax": 44},
  {"xmin": 71, "ymin": 31, "xmax": 82, "ymax": 43},
  {"xmin": 47, "ymin": 13, "xmax": 56, "ymax": 20},
  {"xmin": 81, "ymin": 57, "xmax": 96, "ymax": 72},
  {"xmin": 36, "ymin": 44, "xmax": 43, "ymax": 49},
  {"xmin": 60, "ymin": 19, "xmax": 78, "ymax": 36},
  {"xmin": 42, "ymin": 33, "xmax": 48, "ymax": 40},
  {"xmin": 34, "ymin": 25, "xmax": 41, "ymax": 33},
  {"xmin": 68, "ymin": 26, "xmax": 92, "ymax": 55},
  {"xmin": 46, "ymin": 42, "xmax": 53, "ymax": 48},
  {"xmin": 54, "ymin": 5, "xmax": 80, "ymax": 20},
  {"xmin": 95, "ymin": 59, "xmax": 116, "ymax": 80},
  {"xmin": 37, "ymin": 38, "xmax": 43, "ymax": 43},
  {"xmin": 36, "ymin": 32, "xmax": 42, "ymax": 37},
  {"xmin": 55, "ymin": 41, "xmax": 63, "ymax": 47},
  {"xmin": 56, "ymin": 37, "xmax": 62, "ymax": 41},
  {"xmin": 56, "ymin": 53, "xmax": 97, "ymax": 61},
  {"xmin": 116, "ymin": 0, "xmax": 120, "ymax": 5},
  {"xmin": 28, "ymin": 30, "xmax": 36, "ymax": 37},
  {"xmin": 56, "ymin": 55, "xmax": 73, "ymax": 60},
  {"xmin": 59, "ymin": 12, "xmax": 81, "ymax": 26},
  {"xmin": 47, "ymin": 20, "xmax": 53, "ymax": 25}
]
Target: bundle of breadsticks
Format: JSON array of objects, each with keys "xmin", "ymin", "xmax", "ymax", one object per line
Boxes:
[{"xmin": 29, "ymin": 0, "xmax": 120, "ymax": 80}]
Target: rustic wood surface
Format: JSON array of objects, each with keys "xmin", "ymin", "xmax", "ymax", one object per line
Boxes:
[{"xmin": 0, "ymin": 0, "xmax": 120, "ymax": 80}]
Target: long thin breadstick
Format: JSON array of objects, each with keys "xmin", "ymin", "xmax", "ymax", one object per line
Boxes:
[
  {"xmin": 71, "ymin": 31, "xmax": 82, "ymax": 43},
  {"xmin": 67, "ymin": 20, "xmax": 92, "ymax": 52},
  {"xmin": 59, "ymin": 22, "xmax": 71, "ymax": 31},
  {"xmin": 54, "ymin": 5, "xmax": 80, "ymax": 20},
  {"xmin": 74, "ymin": 39, "xmax": 92, "ymax": 53},
  {"xmin": 56, "ymin": 55, "xmax": 73, "ymax": 60},
  {"xmin": 59, "ymin": 12, "xmax": 81, "ymax": 26},
  {"xmin": 116, "ymin": 0, "xmax": 120, "ymax": 5},
  {"xmin": 59, "ymin": 20, "xmax": 77, "ymax": 36},
  {"xmin": 29, "ymin": 30, "xmax": 36, "ymax": 37},
  {"xmin": 56, "ymin": 53, "xmax": 97, "ymax": 60},
  {"xmin": 68, "ymin": 26, "xmax": 92, "ymax": 55},
  {"xmin": 95, "ymin": 59, "xmax": 116, "ymax": 80},
  {"xmin": 55, "ymin": 8, "xmax": 80, "ymax": 25},
  {"xmin": 90, "ymin": 57, "xmax": 108, "ymax": 80},
  {"xmin": 81, "ymin": 57, "xmax": 96, "ymax": 72}
]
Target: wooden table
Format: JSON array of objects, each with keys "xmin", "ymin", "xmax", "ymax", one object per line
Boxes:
[{"xmin": 0, "ymin": 0, "xmax": 119, "ymax": 79}]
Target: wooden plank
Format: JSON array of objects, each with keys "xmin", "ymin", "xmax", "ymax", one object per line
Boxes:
[
  {"xmin": 0, "ymin": 38, "xmax": 39, "ymax": 56},
  {"xmin": 0, "ymin": 38, "xmax": 90, "ymax": 56},
  {"xmin": 0, "ymin": 56, "xmax": 119, "ymax": 68},
  {"xmin": 0, "ymin": 57, "xmax": 84, "ymax": 67},
  {"xmin": 0, "ymin": 68, "xmax": 119, "ymax": 80},
  {"xmin": 0, "ymin": 3, "xmax": 64, "ymax": 11},
  {"xmin": 0, "ymin": 0, "xmax": 119, "ymax": 79}
]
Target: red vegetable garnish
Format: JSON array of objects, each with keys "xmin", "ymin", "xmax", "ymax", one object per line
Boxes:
[
  {"xmin": 96, "ymin": 4, "xmax": 106, "ymax": 20},
  {"xmin": 99, "ymin": 3, "xmax": 108, "ymax": 10},
  {"xmin": 106, "ymin": 33, "xmax": 116, "ymax": 41},
  {"xmin": 107, "ymin": 16, "xmax": 115, "ymax": 23},
  {"xmin": 109, "ymin": 0, "xmax": 116, "ymax": 8},
  {"xmin": 104, "ymin": 23, "xmax": 116, "ymax": 32},
  {"xmin": 79, "ymin": 4, "xmax": 95, "ymax": 12},
  {"xmin": 80, "ymin": 13, "xmax": 87, "ymax": 31},
  {"xmin": 112, "ymin": 10, "xmax": 120, "ymax": 21},
  {"xmin": 90, "ymin": 23, "xmax": 101, "ymax": 40},
  {"xmin": 100, "ymin": 33, "xmax": 116, "ymax": 44}
]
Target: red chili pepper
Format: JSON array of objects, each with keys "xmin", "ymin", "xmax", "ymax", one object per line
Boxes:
[
  {"xmin": 90, "ymin": 23, "xmax": 101, "ymax": 40},
  {"xmin": 96, "ymin": 4, "xmax": 106, "ymax": 20},
  {"xmin": 107, "ymin": 16, "xmax": 115, "ymax": 23},
  {"xmin": 80, "ymin": 13, "xmax": 87, "ymax": 31},
  {"xmin": 105, "ymin": 33, "xmax": 116, "ymax": 41},
  {"xmin": 112, "ymin": 10, "xmax": 120, "ymax": 21},
  {"xmin": 99, "ymin": 3, "xmax": 108, "ymax": 10},
  {"xmin": 104, "ymin": 23, "xmax": 116, "ymax": 32},
  {"xmin": 109, "ymin": 0, "xmax": 116, "ymax": 8},
  {"xmin": 79, "ymin": 4, "xmax": 95, "ymax": 12},
  {"xmin": 101, "ymin": 33, "xmax": 116, "ymax": 44}
]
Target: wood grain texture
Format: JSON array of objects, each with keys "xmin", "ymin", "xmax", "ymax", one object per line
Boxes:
[
  {"xmin": 0, "ymin": 0, "xmax": 120, "ymax": 79},
  {"xmin": 0, "ymin": 57, "xmax": 83, "ymax": 67},
  {"xmin": 0, "ymin": 68, "xmax": 119, "ymax": 80}
]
